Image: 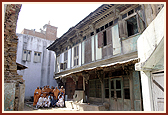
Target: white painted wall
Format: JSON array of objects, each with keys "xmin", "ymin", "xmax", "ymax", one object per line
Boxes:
[
  {"xmin": 95, "ymin": 34, "xmax": 102, "ymax": 60},
  {"xmin": 68, "ymin": 49, "xmax": 71, "ymax": 69},
  {"xmin": 135, "ymin": 7, "xmax": 165, "ymax": 111},
  {"xmin": 78, "ymin": 43, "xmax": 82, "ymax": 66},
  {"xmin": 71, "ymin": 47, "xmax": 74, "ymax": 67},
  {"xmin": 137, "ymin": 8, "xmax": 164, "ymax": 63},
  {"xmin": 16, "ymin": 33, "xmax": 57, "ymax": 99},
  {"xmin": 91, "ymin": 36, "xmax": 95, "ymax": 61},
  {"xmin": 112, "ymin": 24, "xmax": 121, "ymax": 55},
  {"xmin": 82, "ymin": 41, "xmax": 85, "ymax": 64}
]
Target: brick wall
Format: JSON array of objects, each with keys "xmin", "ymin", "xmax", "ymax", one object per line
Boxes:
[
  {"xmin": 46, "ymin": 25, "xmax": 58, "ymax": 41},
  {"xmin": 21, "ymin": 24, "xmax": 58, "ymax": 41},
  {"xmin": 4, "ymin": 4, "xmax": 24, "ymax": 111},
  {"xmin": 21, "ymin": 28, "xmax": 45, "ymax": 39}
]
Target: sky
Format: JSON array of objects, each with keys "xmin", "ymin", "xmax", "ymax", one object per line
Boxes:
[{"xmin": 16, "ymin": 3, "xmax": 103, "ymax": 38}]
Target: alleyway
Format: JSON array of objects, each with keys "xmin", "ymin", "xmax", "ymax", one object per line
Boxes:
[{"xmin": 23, "ymin": 102, "xmax": 78, "ymax": 112}]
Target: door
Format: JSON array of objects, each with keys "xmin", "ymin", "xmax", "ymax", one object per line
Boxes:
[
  {"xmin": 109, "ymin": 77, "xmax": 123, "ymax": 111},
  {"xmin": 152, "ymin": 71, "xmax": 164, "ymax": 111}
]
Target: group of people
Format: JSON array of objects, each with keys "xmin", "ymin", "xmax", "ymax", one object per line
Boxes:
[{"xmin": 33, "ymin": 85, "xmax": 65, "ymax": 108}]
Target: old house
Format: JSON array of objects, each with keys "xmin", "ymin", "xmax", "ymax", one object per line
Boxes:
[
  {"xmin": 47, "ymin": 4, "xmax": 164, "ymax": 111},
  {"xmin": 16, "ymin": 23, "xmax": 58, "ymax": 100},
  {"xmin": 135, "ymin": 6, "xmax": 165, "ymax": 111}
]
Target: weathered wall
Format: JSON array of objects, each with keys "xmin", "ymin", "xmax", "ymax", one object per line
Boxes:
[
  {"xmin": 16, "ymin": 34, "xmax": 57, "ymax": 99},
  {"xmin": 4, "ymin": 4, "xmax": 25, "ymax": 111},
  {"xmin": 21, "ymin": 28, "xmax": 45, "ymax": 39},
  {"xmin": 22, "ymin": 24, "xmax": 58, "ymax": 41},
  {"xmin": 4, "ymin": 83, "xmax": 15, "ymax": 111},
  {"xmin": 45, "ymin": 25, "xmax": 58, "ymax": 41},
  {"xmin": 135, "ymin": 7, "xmax": 164, "ymax": 111}
]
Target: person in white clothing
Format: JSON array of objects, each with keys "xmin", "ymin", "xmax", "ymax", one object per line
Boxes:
[
  {"xmin": 44, "ymin": 95, "xmax": 51, "ymax": 107},
  {"xmin": 36, "ymin": 95, "xmax": 45, "ymax": 108},
  {"xmin": 56, "ymin": 94, "xmax": 64, "ymax": 107}
]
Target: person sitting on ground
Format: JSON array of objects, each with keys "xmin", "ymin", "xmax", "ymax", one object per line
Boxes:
[
  {"xmin": 44, "ymin": 95, "xmax": 51, "ymax": 108},
  {"xmin": 36, "ymin": 94, "xmax": 45, "ymax": 108},
  {"xmin": 56, "ymin": 94, "xmax": 64, "ymax": 107},
  {"xmin": 51, "ymin": 96, "xmax": 57, "ymax": 107}
]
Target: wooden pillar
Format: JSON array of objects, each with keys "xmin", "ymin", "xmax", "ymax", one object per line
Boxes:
[
  {"xmin": 97, "ymin": 70, "xmax": 105, "ymax": 104},
  {"xmin": 130, "ymin": 71, "xmax": 135, "ymax": 111}
]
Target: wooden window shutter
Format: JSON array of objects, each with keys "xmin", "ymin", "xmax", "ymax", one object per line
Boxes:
[
  {"xmin": 60, "ymin": 63, "xmax": 64, "ymax": 70},
  {"xmin": 22, "ymin": 50, "xmax": 27, "ymax": 61},
  {"xmin": 98, "ymin": 32, "xmax": 103, "ymax": 48},
  {"xmin": 118, "ymin": 20, "xmax": 128, "ymax": 38},
  {"xmin": 64, "ymin": 62, "xmax": 67, "ymax": 70},
  {"xmin": 136, "ymin": 12, "xmax": 145, "ymax": 33},
  {"xmin": 106, "ymin": 27, "xmax": 112, "ymax": 45}
]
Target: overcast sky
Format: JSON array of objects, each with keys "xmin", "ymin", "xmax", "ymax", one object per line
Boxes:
[{"xmin": 16, "ymin": 3, "xmax": 102, "ymax": 38}]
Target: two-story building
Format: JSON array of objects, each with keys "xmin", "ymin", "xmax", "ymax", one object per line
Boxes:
[
  {"xmin": 16, "ymin": 23, "xmax": 58, "ymax": 100},
  {"xmin": 47, "ymin": 4, "xmax": 164, "ymax": 111}
]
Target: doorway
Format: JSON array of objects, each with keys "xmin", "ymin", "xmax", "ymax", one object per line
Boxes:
[{"xmin": 109, "ymin": 77, "xmax": 123, "ymax": 111}]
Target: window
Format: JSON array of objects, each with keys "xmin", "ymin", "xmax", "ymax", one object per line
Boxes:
[
  {"xmin": 83, "ymin": 36, "xmax": 86, "ymax": 41},
  {"xmin": 98, "ymin": 28, "xmax": 112, "ymax": 48},
  {"xmin": 104, "ymin": 78, "xmax": 109, "ymax": 98},
  {"xmin": 100, "ymin": 26, "xmax": 104, "ymax": 31},
  {"xmin": 89, "ymin": 79, "xmax": 102, "ymax": 98},
  {"xmin": 90, "ymin": 32, "xmax": 94, "ymax": 36},
  {"xmin": 127, "ymin": 16, "xmax": 138, "ymax": 37},
  {"xmin": 105, "ymin": 23, "xmax": 109, "ymax": 29},
  {"xmin": 118, "ymin": 12, "xmax": 145, "ymax": 38},
  {"xmin": 22, "ymin": 50, "xmax": 31, "ymax": 62},
  {"xmin": 109, "ymin": 21, "xmax": 113, "ymax": 26},
  {"xmin": 74, "ymin": 45, "xmax": 79, "ymax": 66},
  {"xmin": 123, "ymin": 77, "xmax": 130, "ymax": 99},
  {"xmin": 64, "ymin": 51, "xmax": 68, "ymax": 70},
  {"xmin": 34, "ymin": 52, "xmax": 41, "ymax": 63},
  {"xmin": 96, "ymin": 28, "xmax": 100, "ymax": 33},
  {"xmin": 103, "ymin": 31, "xmax": 107, "ymax": 46}
]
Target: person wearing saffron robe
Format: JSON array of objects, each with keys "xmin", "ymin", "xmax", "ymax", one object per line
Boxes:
[
  {"xmin": 46, "ymin": 85, "xmax": 51, "ymax": 95},
  {"xmin": 33, "ymin": 86, "xmax": 41, "ymax": 106},
  {"xmin": 42, "ymin": 86, "xmax": 47, "ymax": 97},
  {"xmin": 53, "ymin": 86, "xmax": 60, "ymax": 100}
]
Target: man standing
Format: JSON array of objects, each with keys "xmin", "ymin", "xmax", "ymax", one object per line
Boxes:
[
  {"xmin": 33, "ymin": 86, "xmax": 41, "ymax": 106},
  {"xmin": 53, "ymin": 86, "xmax": 59, "ymax": 100}
]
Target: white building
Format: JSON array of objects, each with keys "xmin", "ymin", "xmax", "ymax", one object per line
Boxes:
[
  {"xmin": 135, "ymin": 7, "xmax": 165, "ymax": 111},
  {"xmin": 16, "ymin": 26, "xmax": 58, "ymax": 99}
]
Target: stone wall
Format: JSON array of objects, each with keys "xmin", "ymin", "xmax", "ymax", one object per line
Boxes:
[{"xmin": 4, "ymin": 4, "xmax": 25, "ymax": 111}]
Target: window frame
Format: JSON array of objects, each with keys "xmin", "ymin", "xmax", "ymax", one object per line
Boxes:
[
  {"xmin": 89, "ymin": 79, "xmax": 102, "ymax": 98},
  {"xmin": 33, "ymin": 51, "xmax": 41, "ymax": 63},
  {"xmin": 118, "ymin": 8, "xmax": 145, "ymax": 39},
  {"xmin": 73, "ymin": 44, "xmax": 79, "ymax": 67},
  {"xmin": 22, "ymin": 50, "xmax": 31, "ymax": 62},
  {"xmin": 64, "ymin": 51, "xmax": 68, "ymax": 70}
]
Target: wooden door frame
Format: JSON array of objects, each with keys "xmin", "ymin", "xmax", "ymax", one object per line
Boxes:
[{"xmin": 109, "ymin": 76, "xmax": 124, "ymax": 111}]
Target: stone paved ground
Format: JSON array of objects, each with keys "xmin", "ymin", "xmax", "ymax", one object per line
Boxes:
[{"xmin": 23, "ymin": 102, "xmax": 79, "ymax": 112}]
